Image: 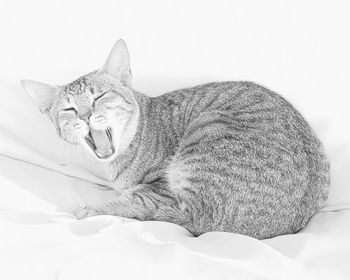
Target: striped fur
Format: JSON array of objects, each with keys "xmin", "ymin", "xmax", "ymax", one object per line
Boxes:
[{"xmin": 23, "ymin": 40, "xmax": 330, "ymax": 239}]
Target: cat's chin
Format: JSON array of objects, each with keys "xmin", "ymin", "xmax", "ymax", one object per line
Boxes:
[{"xmin": 83, "ymin": 127, "xmax": 116, "ymax": 160}]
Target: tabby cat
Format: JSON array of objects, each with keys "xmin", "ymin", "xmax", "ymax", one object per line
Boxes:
[{"xmin": 21, "ymin": 39, "xmax": 330, "ymax": 239}]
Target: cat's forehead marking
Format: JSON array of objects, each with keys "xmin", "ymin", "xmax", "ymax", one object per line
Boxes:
[
  {"xmin": 76, "ymin": 93, "xmax": 91, "ymax": 106},
  {"xmin": 61, "ymin": 72, "xmax": 113, "ymax": 103},
  {"xmin": 67, "ymin": 77, "xmax": 90, "ymax": 96},
  {"xmin": 63, "ymin": 77, "xmax": 97, "ymax": 105}
]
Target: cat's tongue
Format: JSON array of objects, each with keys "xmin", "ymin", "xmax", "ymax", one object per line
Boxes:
[{"xmin": 90, "ymin": 128, "xmax": 113, "ymax": 158}]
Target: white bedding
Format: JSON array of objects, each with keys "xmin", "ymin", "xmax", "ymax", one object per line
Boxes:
[
  {"xmin": 0, "ymin": 155, "xmax": 350, "ymax": 280},
  {"xmin": 1, "ymin": 0, "xmax": 350, "ymax": 279}
]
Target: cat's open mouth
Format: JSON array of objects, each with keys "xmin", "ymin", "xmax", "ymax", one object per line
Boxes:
[{"xmin": 84, "ymin": 127, "xmax": 115, "ymax": 159}]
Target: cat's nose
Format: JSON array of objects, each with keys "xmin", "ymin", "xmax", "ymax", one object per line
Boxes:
[{"xmin": 80, "ymin": 110, "xmax": 92, "ymax": 124}]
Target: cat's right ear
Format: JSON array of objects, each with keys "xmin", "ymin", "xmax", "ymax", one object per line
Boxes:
[{"xmin": 21, "ymin": 80, "xmax": 58, "ymax": 114}]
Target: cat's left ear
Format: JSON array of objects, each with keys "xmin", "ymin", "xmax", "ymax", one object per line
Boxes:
[
  {"xmin": 21, "ymin": 80, "xmax": 58, "ymax": 114},
  {"xmin": 102, "ymin": 39, "xmax": 132, "ymax": 86}
]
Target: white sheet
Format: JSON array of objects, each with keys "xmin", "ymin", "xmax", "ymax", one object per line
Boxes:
[{"xmin": 0, "ymin": 155, "xmax": 349, "ymax": 280}]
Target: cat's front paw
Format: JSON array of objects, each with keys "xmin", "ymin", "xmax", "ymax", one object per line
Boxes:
[{"xmin": 76, "ymin": 206, "xmax": 99, "ymax": 219}]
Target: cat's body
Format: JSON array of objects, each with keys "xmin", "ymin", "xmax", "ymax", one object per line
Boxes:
[{"xmin": 22, "ymin": 39, "xmax": 330, "ymax": 239}]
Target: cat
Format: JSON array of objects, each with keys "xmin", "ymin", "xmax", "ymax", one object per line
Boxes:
[{"xmin": 21, "ymin": 39, "xmax": 330, "ymax": 239}]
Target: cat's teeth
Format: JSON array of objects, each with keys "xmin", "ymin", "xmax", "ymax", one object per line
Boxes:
[
  {"xmin": 95, "ymin": 148, "xmax": 113, "ymax": 158},
  {"xmin": 85, "ymin": 133, "xmax": 96, "ymax": 150},
  {"xmin": 89, "ymin": 128, "xmax": 114, "ymax": 158},
  {"xmin": 106, "ymin": 128, "xmax": 112, "ymax": 141}
]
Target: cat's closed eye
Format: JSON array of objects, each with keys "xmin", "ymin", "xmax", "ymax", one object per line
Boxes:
[
  {"xmin": 57, "ymin": 108, "xmax": 77, "ymax": 121},
  {"xmin": 62, "ymin": 107, "xmax": 77, "ymax": 113},
  {"xmin": 94, "ymin": 92, "xmax": 123, "ymax": 109},
  {"xmin": 59, "ymin": 108, "xmax": 77, "ymax": 116},
  {"xmin": 93, "ymin": 92, "xmax": 112, "ymax": 107},
  {"xmin": 94, "ymin": 92, "xmax": 108, "ymax": 102}
]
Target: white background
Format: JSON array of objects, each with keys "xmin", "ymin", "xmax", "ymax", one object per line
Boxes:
[{"xmin": 0, "ymin": 0, "xmax": 349, "ymax": 207}]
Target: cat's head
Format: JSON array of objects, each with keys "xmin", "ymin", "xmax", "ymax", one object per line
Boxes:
[{"xmin": 21, "ymin": 39, "xmax": 139, "ymax": 161}]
